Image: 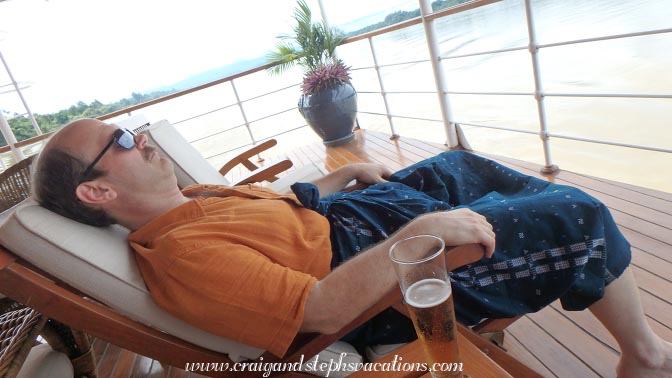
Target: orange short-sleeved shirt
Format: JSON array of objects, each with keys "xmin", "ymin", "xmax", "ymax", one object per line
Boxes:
[{"xmin": 128, "ymin": 184, "xmax": 332, "ymax": 357}]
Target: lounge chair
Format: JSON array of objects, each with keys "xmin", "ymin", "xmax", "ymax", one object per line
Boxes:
[
  {"xmin": 0, "ymin": 197, "xmax": 538, "ymax": 377},
  {"xmin": 0, "ymin": 120, "xmax": 533, "ymax": 376}
]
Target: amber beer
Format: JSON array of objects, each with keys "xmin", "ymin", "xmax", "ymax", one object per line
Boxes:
[
  {"xmin": 389, "ymin": 235, "xmax": 463, "ymax": 378},
  {"xmin": 405, "ymin": 278, "xmax": 462, "ymax": 378}
]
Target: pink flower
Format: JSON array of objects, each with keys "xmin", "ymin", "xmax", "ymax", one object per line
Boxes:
[{"xmin": 301, "ymin": 61, "xmax": 352, "ymax": 95}]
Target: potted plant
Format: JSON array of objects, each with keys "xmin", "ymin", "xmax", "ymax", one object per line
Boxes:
[{"xmin": 267, "ymin": 0, "xmax": 357, "ymax": 146}]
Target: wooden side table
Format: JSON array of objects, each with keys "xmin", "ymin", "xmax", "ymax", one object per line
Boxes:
[{"xmin": 350, "ymin": 331, "xmax": 514, "ymax": 378}]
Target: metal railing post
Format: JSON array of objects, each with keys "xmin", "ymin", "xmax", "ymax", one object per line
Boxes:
[
  {"xmin": 0, "ymin": 51, "xmax": 42, "ymax": 136},
  {"xmin": 368, "ymin": 38, "xmax": 399, "ymax": 139},
  {"xmin": 419, "ymin": 0, "xmax": 458, "ymax": 148},
  {"xmin": 0, "ymin": 111, "xmax": 26, "ymax": 162},
  {"xmin": 231, "ymin": 80, "xmax": 264, "ymax": 162},
  {"xmin": 524, "ymin": 0, "xmax": 558, "ymax": 174},
  {"xmin": 316, "ymin": 0, "xmax": 330, "ymax": 29}
]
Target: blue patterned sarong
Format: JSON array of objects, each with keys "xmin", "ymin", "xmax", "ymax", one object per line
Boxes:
[{"xmin": 291, "ymin": 151, "xmax": 631, "ymax": 347}]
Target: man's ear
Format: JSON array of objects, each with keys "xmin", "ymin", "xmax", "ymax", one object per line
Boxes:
[{"xmin": 75, "ymin": 180, "xmax": 117, "ymax": 205}]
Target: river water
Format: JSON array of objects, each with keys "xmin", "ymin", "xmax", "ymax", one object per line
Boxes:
[
  {"xmin": 129, "ymin": 0, "xmax": 671, "ymax": 192},
  {"xmin": 336, "ymin": 0, "xmax": 672, "ymax": 192}
]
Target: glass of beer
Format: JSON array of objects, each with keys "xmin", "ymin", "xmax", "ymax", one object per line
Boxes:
[{"xmin": 389, "ymin": 234, "xmax": 463, "ymax": 378}]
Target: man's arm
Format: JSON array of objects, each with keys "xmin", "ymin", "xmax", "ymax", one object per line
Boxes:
[
  {"xmin": 300, "ymin": 208, "xmax": 496, "ymax": 334},
  {"xmin": 309, "ymin": 163, "xmax": 392, "ymax": 197}
]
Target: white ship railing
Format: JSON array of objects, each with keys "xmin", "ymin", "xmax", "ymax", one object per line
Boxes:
[{"xmin": 1, "ymin": 0, "xmax": 670, "ymax": 186}]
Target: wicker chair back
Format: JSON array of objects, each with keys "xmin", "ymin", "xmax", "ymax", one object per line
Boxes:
[{"xmin": 0, "ymin": 156, "xmax": 35, "ymax": 213}]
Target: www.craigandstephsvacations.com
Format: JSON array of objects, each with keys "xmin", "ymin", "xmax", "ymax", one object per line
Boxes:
[{"xmin": 184, "ymin": 353, "xmax": 463, "ymax": 377}]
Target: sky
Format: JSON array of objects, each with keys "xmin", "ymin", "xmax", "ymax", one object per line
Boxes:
[{"xmin": 0, "ymin": 0, "xmax": 417, "ymax": 114}]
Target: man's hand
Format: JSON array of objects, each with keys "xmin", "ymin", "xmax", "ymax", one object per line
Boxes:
[
  {"xmin": 310, "ymin": 163, "xmax": 393, "ymax": 197},
  {"xmin": 347, "ymin": 163, "xmax": 392, "ymax": 186},
  {"xmin": 400, "ymin": 208, "xmax": 496, "ymax": 260}
]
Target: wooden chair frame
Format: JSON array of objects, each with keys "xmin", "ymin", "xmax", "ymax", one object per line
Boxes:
[
  {"xmin": 218, "ymin": 139, "xmax": 294, "ymax": 186},
  {"xmin": 0, "ymin": 243, "xmax": 540, "ymax": 378}
]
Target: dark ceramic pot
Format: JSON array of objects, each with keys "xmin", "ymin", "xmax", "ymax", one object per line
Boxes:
[{"xmin": 298, "ymin": 82, "xmax": 357, "ymax": 146}]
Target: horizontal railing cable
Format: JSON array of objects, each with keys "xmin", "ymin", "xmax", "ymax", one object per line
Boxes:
[
  {"xmin": 237, "ymin": 83, "xmax": 300, "ymax": 103},
  {"xmin": 245, "ymin": 107, "xmax": 297, "ymax": 124},
  {"xmin": 359, "ymin": 111, "xmax": 443, "ymax": 124},
  {"xmin": 440, "ymin": 45, "xmax": 528, "ymax": 60},
  {"xmin": 546, "ymin": 132, "xmax": 672, "ymax": 154},
  {"xmin": 173, "ymin": 103, "xmax": 240, "ymax": 125},
  {"xmin": 351, "ymin": 59, "xmax": 431, "ymax": 71},
  {"xmin": 456, "ymin": 121, "xmax": 540, "ymax": 135},
  {"xmin": 184, "ymin": 107, "xmax": 299, "ymax": 144},
  {"xmin": 357, "ymin": 90, "xmax": 437, "ymax": 95},
  {"xmin": 544, "ymin": 93, "xmax": 672, "ymax": 99},
  {"xmin": 444, "ymin": 90, "xmax": 533, "ymax": 96},
  {"xmin": 186, "ymin": 124, "xmax": 248, "ymax": 144},
  {"xmin": 203, "ymin": 124, "xmax": 310, "ymax": 160},
  {"xmin": 538, "ymin": 27, "xmax": 672, "ymax": 49}
]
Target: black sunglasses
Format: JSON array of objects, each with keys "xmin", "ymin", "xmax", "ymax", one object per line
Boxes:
[{"xmin": 80, "ymin": 128, "xmax": 137, "ymax": 181}]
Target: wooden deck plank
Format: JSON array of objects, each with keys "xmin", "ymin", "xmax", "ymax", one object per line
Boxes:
[
  {"xmin": 610, "ymin": 209, "xmax": 672, "ymax": 246},
  {"xmin": 92, "ymin": 337, "xmax": 110, "ymax": 366},
  {"xmin": 548, "ymin": 301, "xmax": 619, "ymax": 351},
  {"xmin": 98, "ymin": 342, "xmax": 124, "ymax": 377},
  {"xmin": 576, "ymin": 174, "xmax": 672, "ymax": 203},
  {"xmin": 631, "ymin": 247, "xmax": 672, "ymax": 284},
  {"xmin": 500, "ymin": 330, "xmax": 557, "ymax": 378},
  {"xmin": 506, "ymin": 316, "xmax": 601, "ymax": 378},
  {"xmin": 111, "ymin": 348, "xmax": 137, "ymax": 378},
  {"xmin": 147, "ymin": 360, "xmax": 169, "ymax": 377},
  {"xmin": 620, "ymin": 228, "xmax": 672, "ymax": 264},
  {"xmin": 526, "ymin": 306, "xmax": 620, "ymax": 378},
  {"xmin": 166, "ymin": 366, "xmax": 184, "ymax": 378},
  {"xmin": 639, "ymin": 290, "xmax": 672, "ymax": 333},
  {"xmin": 130, "ymin": 355, "xmax": 154, "ymax": 378},
  {"xmin": 631, "ymin": 265, "xmax": 672, "ymax": 307}
]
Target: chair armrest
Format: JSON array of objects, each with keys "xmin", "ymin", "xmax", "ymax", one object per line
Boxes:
[
  {"xmin": 218, "ymin": 139, "xmax": 280, "ymax": 176},
  {"xmin": 283, "ymin": 289, "xmax": 402, "ymax": 363},
  {"xmin": 233, "ymin": 160, "xmax": 294, "ymax": 186}
]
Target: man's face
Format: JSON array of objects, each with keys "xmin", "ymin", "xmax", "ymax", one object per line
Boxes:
[{"xmin": 58, "ymin": 119, "xmax": 176, "ymax": 197}]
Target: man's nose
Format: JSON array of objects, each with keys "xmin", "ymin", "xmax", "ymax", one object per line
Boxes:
[{"xmin": 135, "ymin": 133, "xmax": 148, "ymax": 149}]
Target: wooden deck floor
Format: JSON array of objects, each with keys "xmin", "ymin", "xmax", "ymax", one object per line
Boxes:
[{"xmin": 92, "ymin": 130, "xmax": 672, "ymax": 378}]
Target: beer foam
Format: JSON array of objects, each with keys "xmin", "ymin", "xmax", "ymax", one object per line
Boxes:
[{"xmin": 404, "ymin": 278, "xmax": 451, "ymax": 308}]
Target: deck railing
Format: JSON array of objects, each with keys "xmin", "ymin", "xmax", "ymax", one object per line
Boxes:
[{"xmin": 1, "ymin": 0, "xmax": 670, "ymax": 188}]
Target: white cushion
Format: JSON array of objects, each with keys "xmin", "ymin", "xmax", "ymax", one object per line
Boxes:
[
  {"xmin": 365, "ymin": 343, "xmax": 407, "ymax": 362},
  {"xmin": 143, "ymin": 119, "xmax": 326, "ymax": 192},
  {"xmin": 145, "ymin": 120, "xmax": 231, "ymax": 188},
  {"xmin": 17, "ymin": 343, "xmax": 73, "ymax": 378},
  {"xmin": 0, "ymin": 199, "xmax": 264, "ymax": 362}
]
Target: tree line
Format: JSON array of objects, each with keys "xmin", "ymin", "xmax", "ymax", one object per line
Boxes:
[
  {"xmin": 346, "ymin": 0, "xmax": 469, "ymax": 37},
  {"xmin": 0, "ymin": 90, "xmax": 175, "ymax": 147},
  {"xmin": 2, "ymin": 0, "xmax": 466, "ymax": 147}
]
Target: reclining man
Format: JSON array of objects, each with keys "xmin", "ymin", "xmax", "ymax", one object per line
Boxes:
[{"xmin": 33, "ymin": 118, "xmax": 671, "ymax": 378}]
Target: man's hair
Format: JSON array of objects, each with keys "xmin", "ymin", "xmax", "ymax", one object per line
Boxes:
[{"xmin": 32, "ymin": 148, "xmax": 117, "ymax": 227}]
